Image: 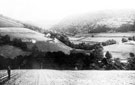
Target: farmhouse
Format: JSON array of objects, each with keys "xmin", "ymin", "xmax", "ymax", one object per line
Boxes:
[{"xmin": 22, "ymin": 38, "xmax": 36, "ymax": 43}]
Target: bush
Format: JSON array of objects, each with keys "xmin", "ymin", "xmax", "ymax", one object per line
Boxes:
[
  {"xmin": 127, "ymin": 57, "xmax": 135, "ymax": 70},
  {"xmin": 102, "ymin": 39, "xmax": 117, "ymax": 46},
  {"xmin": 105, "ymin": 51, "xmax": 112, "ymax": 59},
  {"xmin": 122, "ymin": 37, "xmax": 128, "ymax": 43}
]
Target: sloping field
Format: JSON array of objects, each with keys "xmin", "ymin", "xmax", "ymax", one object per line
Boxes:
[
  {"xmin": 104, "ymin": 43, "xmax": 135, "ymax": 59},
  {"xmin": 0, "ymin": 16, "xmax": 24, "ymax": 27},
  {"xmin": 0, "ymin": 27, "xmax": 51, "ymax": 41},
  {"xmin": 0, "ymin": 70, "xmax": 135, "ymax": 85},
  {"xmin": 34, "ymin": 40, "xmax": 72, "ymax": 54},
  {"xmin": 0, "ymin": 45, "xmax": 29, "ymax": 59},
  {"xmin": 0, "ymin": 27, "xmax": 72, "ymax": 54}
]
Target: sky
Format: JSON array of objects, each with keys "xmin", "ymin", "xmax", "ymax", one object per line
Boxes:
[{"xmin": 0, "ymin": 0, "xmax": 135, "ymax": 28}]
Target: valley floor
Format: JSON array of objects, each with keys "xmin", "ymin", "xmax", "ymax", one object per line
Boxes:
[{"xmin": 0, "ymin": 70, "xmax": 135, "ymax": 85}]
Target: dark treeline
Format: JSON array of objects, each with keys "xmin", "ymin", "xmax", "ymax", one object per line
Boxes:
[
  {"xmin": 0, "ymin": 34, "xmax": 135, "ymax": 70},
  {"xmin": 45, "ymin": 32, "xmax": 117, "ymax": 50},
  {"xmin": 1, "ymin": 43, "xmax": 135, "ymax": 70}
]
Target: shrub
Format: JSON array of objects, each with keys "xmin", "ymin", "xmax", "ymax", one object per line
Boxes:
[
  {"xmin": 105, "ymin": 51, "xmax": 112, "ymax": 59},
  {"xmin": 122, "ymin": 37, "xmax": 128, "ymax": 43},
  {"xmin": 102, "ymin": 39, "xmax": 117, "ymax": 46}
]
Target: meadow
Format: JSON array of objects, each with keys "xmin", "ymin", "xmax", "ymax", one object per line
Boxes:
[{"xmin": 69, "ymin": 32, "xmax": 135, "ymax": 59}]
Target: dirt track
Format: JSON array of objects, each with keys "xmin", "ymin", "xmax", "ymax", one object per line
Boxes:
[{"xmin": 0, "ymin": 70, "xmax": 135, "ymax": 85}]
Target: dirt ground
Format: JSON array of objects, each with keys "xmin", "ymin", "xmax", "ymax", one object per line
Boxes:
[{"xmin": 0, "ymin": 70, "xmax": 135, "ymax": 85}]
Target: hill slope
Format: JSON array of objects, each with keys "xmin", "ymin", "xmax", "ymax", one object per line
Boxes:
[
  {"xmin": 52, "ymin": 9, "xmax": 135, "ymax": 34},
  {"xmin": 0, "ymin": 27, "xmax": 72, "ymax": 55},
  {"xmin": 0, "ymin": 15, "xmax": 24, "ymax": 27}
]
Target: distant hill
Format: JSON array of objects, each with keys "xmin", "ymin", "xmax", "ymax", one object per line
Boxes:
[
  {"xmin": 0, "ymin": 14, "xmax": 44, "ymax": 33},
  {"xmin": 0, "ymin": 15, "xmax": 24, "ymax": 27},
  {"xmin": 51, "ymin": 9, "xmax": 135, "ymax": 35}
]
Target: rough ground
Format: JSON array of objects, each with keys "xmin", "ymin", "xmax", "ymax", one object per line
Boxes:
[{"xmin": 0, "ymin": 70, "xmax": 135, "ymax": 85}]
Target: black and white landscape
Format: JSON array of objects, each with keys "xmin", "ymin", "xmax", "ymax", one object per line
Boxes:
[{"xmin": 0, "ymin": 0, "xmax": 135, "ymax": 85}]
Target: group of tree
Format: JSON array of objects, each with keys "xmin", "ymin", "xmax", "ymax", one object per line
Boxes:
[
  {"xmin": 121, "ymin": 36, "xmax": 135, "ymax": 43},
  {"xmin": 128, "ymin": 36, "xmax": 135, "ymax": 41},
  {"xmin": 102, "ymin": 39, "xmax": 117, "ymax": 46}
]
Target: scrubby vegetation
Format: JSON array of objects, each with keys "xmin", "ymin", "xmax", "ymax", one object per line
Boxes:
[{"xmin": 102, "ymin": 39, "xmax": 117, "ymax": 46}]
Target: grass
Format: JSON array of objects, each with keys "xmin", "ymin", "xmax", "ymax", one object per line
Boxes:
[
  {"xmin": 69, "ymin": 33, "xmax": 135, "ymax": 59},
  {"xmin": 0, "ymin": 15, "xmax": 24, "ymax": 27},
  {"xmin": 0, "ymin": 27, "xmax": 72, "ymax": 55},
  {"xmin": 0, "ymin": 45, "xmax": 29, "ymax": 59},
  {"xmin": 104, "ymin": 43, "xmax": 135, "ymax": 59}
]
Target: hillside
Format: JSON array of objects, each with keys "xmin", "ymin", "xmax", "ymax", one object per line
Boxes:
[
  {"xmin": 0, "ymin": 15, "xmax": 24, "ymax": 27},
  {"xmin": 0, "ymin": 15, "xmax": 43, "ymax": 33},
  {"xmin": 0, "ymin": 27, "xmax": 72, "ymax": 55},
  {"xmin": 52, "ymin": 9, "xmax": 135, "ymax": 35},
  {"xmin": 0, "ymin": 45, "xmax": 29, "ymax": 59}
]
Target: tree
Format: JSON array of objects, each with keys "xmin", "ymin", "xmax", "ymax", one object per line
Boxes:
[
  {"xmin": 93, "ymin": 43, "xmax": 104, "ymax": 62},
  {"xmin": 122, "ymin": 37, "xmax": 128, "ymax": 43},
  {"xmin": 126, "ymin": 53, "xmax": 135, "ymax": 70},
  {"xmin": 129, "ymin": 52, "xmax": 135, "ymax": 58},
  {"xmin": 105, "ymin": 51, "xmax": 112, "ymax": 59}
]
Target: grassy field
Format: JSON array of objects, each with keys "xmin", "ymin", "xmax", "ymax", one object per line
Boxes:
[
  {"xmin": 69, "ymin": 33, "xmax": 135, "ymax": 59},
  {"xmin": 0, "ymin": 27, "xmax": 72, "ymax": 54},
  {"xmin": 70, "ymin": 32, "xmax": 135, "ymax": 43},
  {"xmin": 0, "ymin": 27, "xmax": 50, "ymax": 41},
  {"xmin": 104, "ymin": 43, "xmax": 135, "ymax": 59},
  {"xmin": 76, "ymin": 32, "xmax": 135, "ymax": 37},
  {"xmin": 0, "ymin": 45, "xmax": 29, "ymax": 59},
  {"xmin": 0, "ymin": 70, "xmax": 135, "ymax": 85},
  {"xmin": 0, "ymin": 15, "xmax": 24, "ymax": 27}
]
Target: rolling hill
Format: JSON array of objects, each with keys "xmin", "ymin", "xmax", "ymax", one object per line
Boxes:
[
  {"xmin": 0, "ymin": 15, "xmax": 24, "ymax": 27},
  {"xmin": 51, "ymin": 9, "xmax": 135, "ymax": 34},
  {"xmin": 0, "ymin": 27, "xmax": 72, "ymax": 55},
  {"xmin": 0, "ymin": 14, "xmax": 72, "ymax": 59}
]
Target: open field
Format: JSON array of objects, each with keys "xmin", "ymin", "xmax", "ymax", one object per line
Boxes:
[
  {"xmin": 0, "ymin": 70, "xmax": 135, "ymax": 85},
  {"xmin": 69, "ymin": 33, "xmax": 135, "ymax": 59},
  {"xmin": 76, "ymin": 33, "xmax": 135, "ymax": 37},
  {"xmin": 69, "ymin": 32, "xmax": 135, "ymax": 43},
  {"xmin": 104, "ymin": 43, "xmax": 135, "ymax": 59}
]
